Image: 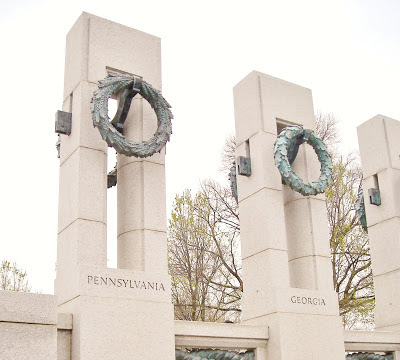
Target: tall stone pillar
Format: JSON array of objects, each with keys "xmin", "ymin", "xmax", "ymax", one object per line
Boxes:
[
  {"xmin": 55, "ymin": 13, "xmax": 174, "ymax": 360},
  {"xmin": 357, "ymin": 114, "xmax": 400, "ymax": 331},
  {"xmin": 117, "ymin": 94, "xmax": 167, "ymax": 273},
  {"xmin": 233, "ymin": 71, "xmax": 345, "ymax": 359}
]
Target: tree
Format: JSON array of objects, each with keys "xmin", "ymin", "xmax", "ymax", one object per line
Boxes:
[
  {"xmin": 168, "ymin": 181, "xmax": 242, "ymax": 322},
  {"xmin": 325, "ymin": 155, "xmax": 374, "ymax": 329},
  {"xmin": 169, "ymin": 113, "xmax": 374, "ymax": 328},
  {"xmin": 315, "ymin": 114, "xmax": 374, "ymax": 329},
  {"xmin": 0, "ymin": 260, "xmax": 31, "ymax": 292}
]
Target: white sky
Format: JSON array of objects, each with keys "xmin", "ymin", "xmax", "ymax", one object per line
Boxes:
[{"xmin": 0, "ymin": 0, "xmax": 399, "ymax": 294}]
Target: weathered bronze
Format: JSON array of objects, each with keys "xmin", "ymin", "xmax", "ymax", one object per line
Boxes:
[
  {"xmin": 274, "ymin": 125, "xmax": 332, "ymax": 196},
  {"xmin": 175, "ymin": 349, "xmax": 255, "ymax": 360},
  {"xmin": 55, "ymin": 110, "xmax": 72, "ymax": 135},
  {"xmin": 237, "ymin": 156, "xmax": 252, "ymax": 176},
  {"xmin": 368, "ymin": 188, "xmax": 381, "ymax": 206},
  {"xmin": 91, "ymin": 73, "xmax": 172, "ymax": 157}
]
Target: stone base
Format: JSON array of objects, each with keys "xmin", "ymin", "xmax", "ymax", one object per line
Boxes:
[
  {"xmin": 56, "ymin": 266, "xmax": 175, "ymax": 360},
  {"xmin": 243, "ymin": 288, "xmax": 345, "ymax": 359},
  {"xmin": 0, "ymin": 291, "xmax": 58, "ymax": 360}
]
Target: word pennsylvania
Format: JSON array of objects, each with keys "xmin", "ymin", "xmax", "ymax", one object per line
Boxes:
[{"xmin": 87, "ymin": 275, "xmax": 166, "ymax": 291}]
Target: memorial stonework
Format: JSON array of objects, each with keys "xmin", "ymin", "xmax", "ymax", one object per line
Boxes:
[
  {"xmin": 233, "ymin": 71, "xmax": 345, "ymax": 359},
  {"xmin": 2, "ymin": 11, "xmax": 400, "ymax": 360}
]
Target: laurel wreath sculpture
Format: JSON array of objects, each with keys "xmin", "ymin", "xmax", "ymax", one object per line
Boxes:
[
  {"xmin": 274, "ymin": 125, "xmax": 332, "ymax": 196},
  {"xmin": 91, "ymin": 73, "xmax": 172, "ymax": 157}
]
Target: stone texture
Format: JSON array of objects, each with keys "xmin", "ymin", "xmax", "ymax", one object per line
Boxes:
[
  {"xmin": 58, "ymin": 294, "xmax": 174, "ymax": 360},
  {"xmin": 117, "ymin": 161, "xmax": 166, "ymax": 234},
  {"xmin": 241, "ymin": 250, "xmax": 290, "ymax": 320},
  {"xmin": 60, "ymin": 81, "xmax": 107, "ymax": 165},
  {"xmin": 368, "ymin": 217, "xmax": 400, "ymax": 276},
  {"xmin": 373, "ymin": 269, "xmax": 400, "ymax": 330},
  {"xmin": 0, "ymin": 291, "xmax": 57, "ymax": 325},
  {"xmin": 58, "ymin": 146, "xmax": 107, "ymax": 233},
  {"xmin": 357, "ymin": 115, "xmax": 400, "ymax": 331},
  {"xmin": 0, "ymin": 322, "xmax": 57, "ymax": 360},
  {"xmin": 0, "ymin": 291, "xmax": 58, "ymax": 360},
  {"xmin": 57, "ymin": 329, "xmax": 72, "ymax": 360},
  {"xmin": 363, "ymin": 168, "xmax": 400, "ymax": 227},
  {"xmin": 117, "ymin": 229, "xmax": 168, "ymax": 273},
  {"xmin": 239, "ymin": 187, "xmax": 288, "ymax": 259},
  {"xmin": 236, "ymin": 132, "xmax": 284, "ymax": 202},
  {"xmin": 357, "ymin": 115, "xmax": 400, "ymax": 179},
  {"xmin": 234, "ymin": 72, "xmax": 344, "ymax": 358},
  {"xmin": 63, "ymin": 13, "xmax": 161, "ymax": 101},
  {"xmin": 56, "ymin": 13, "xmax": 174, "ymax": 360}
]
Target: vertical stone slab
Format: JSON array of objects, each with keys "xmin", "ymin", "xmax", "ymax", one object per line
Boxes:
[
  {"xmin": 56, "ymin": 13, "xmax": 174, "ymax": 360},
  {"xmin": 56, "ymin": 14, "xmax": 108, "ymax": 298},
  {"xmin": 357, "ymin": 115, "xmax": 400, "ymax": 331},
  {"xmin": 234, "ymin": 71, "xmax": 344, "ymax": 358}
]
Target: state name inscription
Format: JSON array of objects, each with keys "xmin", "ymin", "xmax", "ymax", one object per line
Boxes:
[
  {"xmin": 87, "ymin": 275, "xmax": 166, "ymax": 292},
  {"xmin": 290, "ymin": 296, "xmax": 326, "ymax": 306}
]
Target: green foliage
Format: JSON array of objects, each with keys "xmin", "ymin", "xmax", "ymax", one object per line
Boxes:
[
  {"xmin": 326, "ymin": 156, "xmax": 374, "ymax": 329},
  {"xmin": 0, "ymin": 260, "xmax": 31, "ymax": 292},
  {"xmin": 168, "ymin": 184, "xmax": 241, "ymax": 322}
]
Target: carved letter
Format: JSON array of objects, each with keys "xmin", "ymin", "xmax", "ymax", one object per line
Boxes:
[
  {"xmin": 123, "ymin": 279, "xmax": 128, "ymax": 287},
  {"xmin": 321, "ymin": 299, "xmax": 326, "ymax": 305},
  {"xmin": 94, "ymin": 276, "xmax": 99, "ymax": 285},
  {"xmin": 308, "ymin": 297, "xmax": 312, "ymax": 304},
  {"xmin": 109, "ymin": 278, "xmax": 116, "ymax": 286},
  {"xmin": 159, "ymin": 283, "xmax": 165, "ymax": 291},
  {"xmin": 88, "ymin": 276, "xmax": 93, "ymax": 284},
  {"xmin": 117, "ymin": 279, "xmax": 123, "ymax": 287},
  {"xmin": 101, "ymin": 277, "xmax": 107, "ymax": 285},
  {"xmin": 291, "ymin": 296, "xmax": 296, "ymax": 303},
  {"xmin": 147, "ymin": 282, "xmax": 154, "ymax": 290}
]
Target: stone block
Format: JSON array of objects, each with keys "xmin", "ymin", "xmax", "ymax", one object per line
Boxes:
[
  {"xmin": 233, "ymin": 72, "xmax": 315, "ymax": 146},
  {"xmin": 57, "ymin": 291, "xmax": 174, "ymax": 360},
  {"xmin": 58, "ymin": 147, "xmax": 107, "ymax": 233},
  {"xmin": 0, "ymin": 291, "xmax": 57, "ymax": 324},
  {"xmin": 368, "ymin": 217, "xmax": 400, "ymax": 276},
  {"xmin": 117, "ymin": 229, "xmax": 168, "ymax": 273},
  {"xmin": 288, "ymin": 255, "xmax": 333, "ymax": 290},
  {"xmin": 258, "ymin": 72, "xmax": 315, "ymax": 132},
  {"xmin": 233, "ymin": 71, "xmax": 264, "ymax": 146},
  {"xmin": 241, "ymin": 250, "xmax": 290, "ymax": 320},
  {"xmin": 373, "ymin": 269, "xmax": 400, "ymax": 329},
  {"xmin": 239, "ymin": 187, "xmax": 288, "ymax": 259},
  {"xmin": 117, "ymin": 160, "xmax": 166, "ymax": 234},
  {"xmin": 57, "ymin": 329, "xmax": 72, "ymax": 360},
  {"xmin": 64, "ymin": 13, "xmax": 161, "ymax": 100},
  {"xmin": 0, "ymin": 322, "xmax": 57, "ymax": 360},
  {"xmin": 284, "ymin": 197, "xmax": 330, "ymax": 260},
  {"xmin": 363, "ymin": 168, "xmax": 400, "ymax": 227},
  {"xmin": 57, "ymin": 219, "xmax": 107, "ymax": 275},
  {"xmin": 60, "ymin": 81, "xmax": 107, "ymax": 164},
  {"xmin": 236, "ymin": 131, "xmax": 283, "ymax": 202},
  {"xmin": 270, "ymin": 312, "xmax": 345, "ymax": 359},
  {"xmin": 357, "ymin": 115, "xmax": 400, "ymax": 178}
]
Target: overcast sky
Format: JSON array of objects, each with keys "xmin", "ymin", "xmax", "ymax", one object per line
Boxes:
[{"xmin": 0, "ymin": 0, "xmax": 399, "ymax": 294}]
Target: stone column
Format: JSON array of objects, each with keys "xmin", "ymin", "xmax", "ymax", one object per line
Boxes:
[
  {"xmin": 234, "ymin": 71, "xmax": 344, "ymax": 359},
  {"xmin": 56, "ymin": 13, "xmax": 174, "ymax": 360},
  {"xmin": 116, "ymin": 95, "xmax": 167, "ymax": 273},
  {"xmin": 357, "ymin": 115, "xmax": 400, "ymax": 331}
]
